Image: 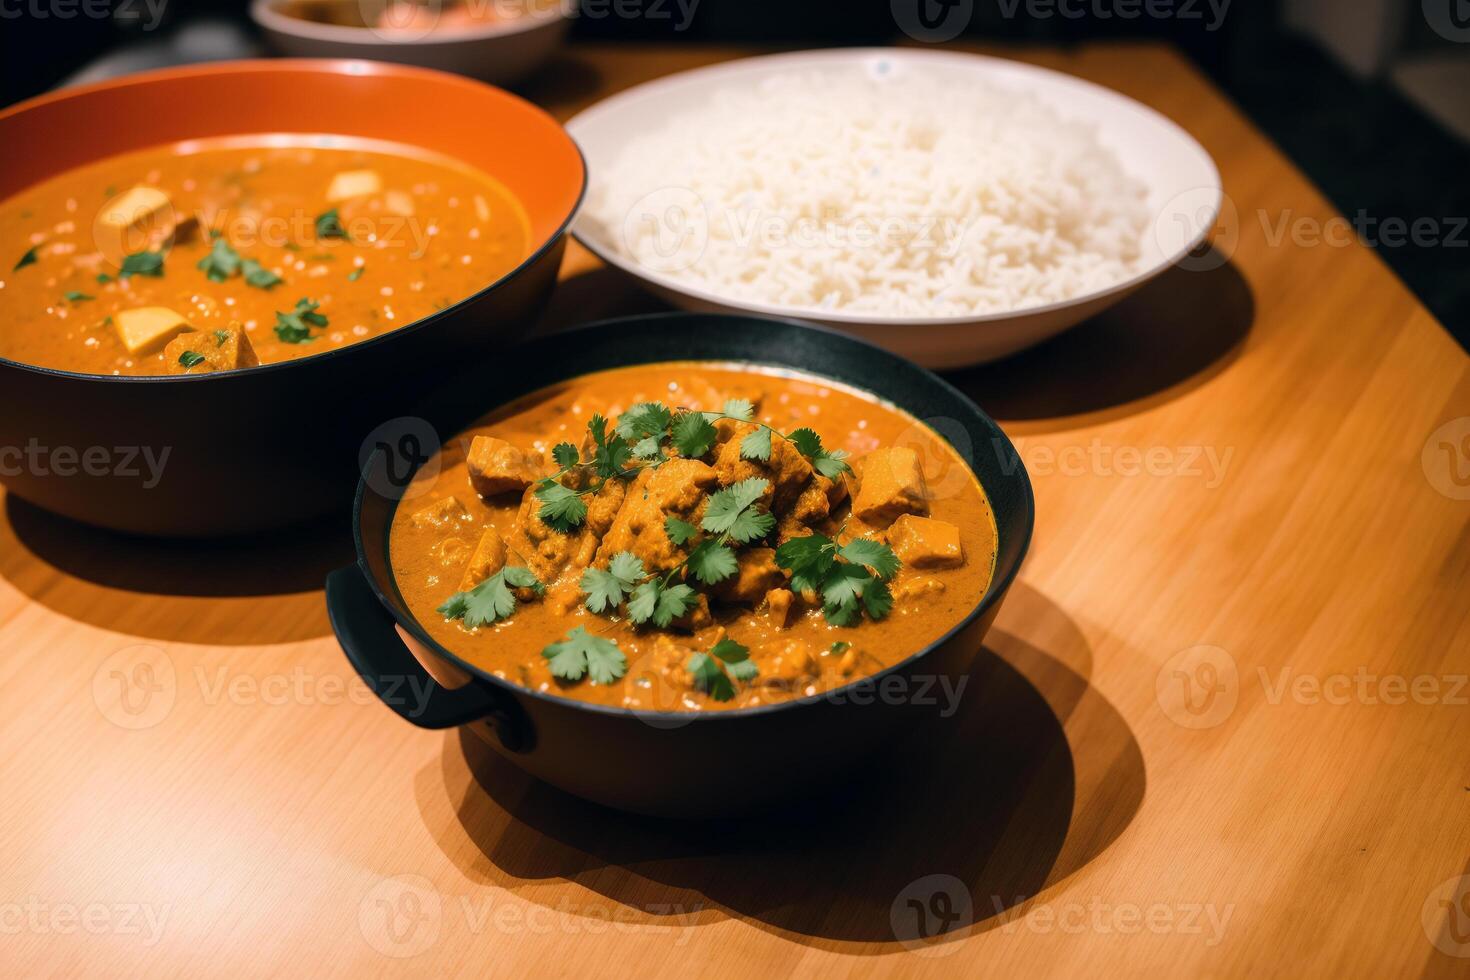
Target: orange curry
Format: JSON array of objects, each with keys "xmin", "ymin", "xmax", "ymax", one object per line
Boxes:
[
  {"xmin": 0, "ymin": 135, "xmax": 529, "ymax": 376},
  {"xmin": 391, "ymin": 363, "xmax": 997, "ymax": 712}
]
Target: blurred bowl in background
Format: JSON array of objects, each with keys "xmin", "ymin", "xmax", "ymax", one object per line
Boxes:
[{"xmin": 251, "ymin": 0, "xmax": 571, "ymax": 85}]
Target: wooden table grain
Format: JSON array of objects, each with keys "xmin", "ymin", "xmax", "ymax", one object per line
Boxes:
[{"xmin": 2, "ymin": 42, "xmax": 1468, "ymax": 979}]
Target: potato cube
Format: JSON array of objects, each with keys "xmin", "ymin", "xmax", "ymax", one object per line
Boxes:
[
  {"xmin": 411, "ymin": 495, "xmax": 470, "ymax": 529},
  {"xmin": 115, "ymin": 307, "xmax": 190, "ymax": 356},
  {"xmin": 162, "ymin": 325, "xmax": 259, "ymax": 375},
  {"xmin": 887, "ymin": 515, "xmax": 964, "ymax": 570},
  {"xmin": 327, "ymin": 169, "xmax": 382, "ymax": 203},
  {"xmin": 852, "ymin": 447, "xmax": 929, "ymax": 524},
  {"xmin": 458, "ymin": 528, "xmax": 507, "ymax": 591},
  {"xmin": 467, "ymin": 436, "xmax": 539, "ymax": 498},
  {"xmin": 94, "ymin": 186, "xmax": 172, "ymax": 263}
]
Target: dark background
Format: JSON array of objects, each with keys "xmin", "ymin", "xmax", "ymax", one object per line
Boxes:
[{"xmin": 1, "ymin": 0, "xmax": 1466, "ymax": 347}]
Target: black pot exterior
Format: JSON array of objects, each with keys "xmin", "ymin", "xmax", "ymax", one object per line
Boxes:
[
  {"xmin": 331, "ymin": 313, "xmax": 1035, "ymax": 817},
  {"xmin": 0, "ymin": 237, "xmax": 564, "ymax": 537}
]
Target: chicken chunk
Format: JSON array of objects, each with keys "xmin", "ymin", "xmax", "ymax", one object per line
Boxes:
[
  {"xmin": 595, "ymin": 459, "xmax": 717, "ymax": 573},
  {"xmin": 507, "ymin": 479, "xmax": 626, "ymax": 586},
  {"xmin": 163, "ymin": 325, "xmax": 259, "ymax": 375},
  {"xmin": 411, "ymin": 495, "xmax": 470, "ymax": 529},
  {"xmin": 713, "ymin": 422, "xmax": 814, "ymax": 511},
  {"xmin": 467, "ymin": 436, "xmax": 540, "ymax": 498},
  {"xmin": 887, "ymin": 515, "xmax": 964, "ymax": 570},
  {"xmin": 764, "ymin": 588, "xmax": 796, "ymax": 629},
  {"xmin": 758, "ymin": 638, "xmax": 819, "ymax": 689},
  {"xmin": 458, "ymin": 527, "xmax": 507, "ymax": 591},
  {"xmin": 713, "ymin": 547, "xmax": 785, "ymax": 605},
  {"xmin": 852, "ymin": 447, "xmax": 929, "ymax": 524}
]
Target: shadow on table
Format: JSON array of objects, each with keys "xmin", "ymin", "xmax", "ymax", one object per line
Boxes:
[
  {"xmin": 947, "ymin": 254, "xmax": 1255, "ymax": 431},
  {"xmin": 0, "ymin": 494, "xmax": 349, "ymax": 644},
  {"xmin": 415, "ymin": 581, "xmax": 1145, "ymax": 953}
]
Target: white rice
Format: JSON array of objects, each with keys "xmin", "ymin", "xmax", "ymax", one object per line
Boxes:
[{"xmin": 583, "ymin": 67, "xmax": 1152, "ymax": 319}]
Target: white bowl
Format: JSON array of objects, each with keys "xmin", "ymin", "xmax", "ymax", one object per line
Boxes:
[
  {"xmin": 566, "ymin": 48, "xmax": 1222, "ymax": 369},
  {"xmin": 250, "ymin": 0, "xmax": 570, "ymax": 85}
]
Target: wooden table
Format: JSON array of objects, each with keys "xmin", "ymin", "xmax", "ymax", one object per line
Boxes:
[{"xmin": 3, "ymin": 42, "xmax": 1467, "ymax": 979}]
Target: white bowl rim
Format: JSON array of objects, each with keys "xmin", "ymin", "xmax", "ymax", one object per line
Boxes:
[
  {"xmin": 566, "ymin": 46, "xmax": 1224, "ymax": 330},
  {"xmin": 250, "ymin": 0, "xmax": 569, "ymax": 46}
]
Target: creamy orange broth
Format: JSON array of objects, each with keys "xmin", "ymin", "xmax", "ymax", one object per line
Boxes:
[
  {"xmin": 391, "ymin": 363, "xmax": 998, "ymax": 712},
  {"xmin": 0, "ymin": 135, "xmax": 529, "ymax": 375}
]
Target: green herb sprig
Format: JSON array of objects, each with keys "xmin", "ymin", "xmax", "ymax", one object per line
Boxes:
[
  {"xmin": 775, "ymin": 533, "xmax": 900, "ymax": 626},
  {"xmin": 686, "ymin": 637, "xmax": 758, "ymax": 702},
  {"xmin": 273, "ymin": 297, "xmax": 327, "ymax": 343},
  {"xmin": 438, "ymin": 566, "xmax": 543, "ymax": 629}
]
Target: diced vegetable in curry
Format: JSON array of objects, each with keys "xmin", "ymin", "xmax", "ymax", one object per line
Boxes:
[
  {"xmin": 0, "ymin": 136, "xmax": 529, "ymax": 376},
  {"xmin": 391, "ymin": 363, "xmax": 998, "ymax": 712}
]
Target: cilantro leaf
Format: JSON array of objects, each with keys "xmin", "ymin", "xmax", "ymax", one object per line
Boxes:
[
  {"xmin": 838, "ymin": 538, "xmax": 901, "ymax": 581},
  {"xmin": 241, "ymin": 258, "xmax": 283, "ymax": 289},
  {"xmin": 535, "ymin": 480, "xmax": 588, "ymax": 532},
  {"xmin": 702, "ymin": 478, "xmax": 769, "ymax": 536},
  {"xmin": 274, "ymin": 297, "xmax": 327, "ymax": 343},
  {"xmin": 64, "ymin": 291, "xmax": 93, "ymax": 302},
  {"xmin": 177, "ymin": 350, "xmax": 206, "ymax": 369},
  {"xmin": 774, "ymin": 534, "xmax": 838, "ymax": 594},
  {"xmin": 628, "ymin": 579, "xmax": 698, "ymax": 628},
  {"xmin": 315, "ymin": 208, "xmax": 348, "ymax": 239},
  {"xmin": 212, "ymin": 329, "xmax": 230, "ymax": 346},
  {"xmin": 671, "ymin": 411, "xmax": 718, "ymax": 459},
  {"xmin": 542, "ymin": 626, "xmax": 627, "ymax": 685},
  {"xmin": 588, "ymin": 413, "xmax": 633, "ymax": 479},
  {"xmin": 616, "ymin": 402, "xmax": 672, "ymax": 441},
  {"xmin": 687, "ymin": 538, "xmax": 738, "ymax": 585},
  {"xmin": 686, "ymin": 652, "xmax": 733, "ymax": 702},
  {"xmin": 788, "ymin": 426, "xmax": 851, "ymax": 478},
  {"xmin": 721, "ymin": 398, "xmax": 754, "ymax": 422},
  {"xmin": 862, "ymin": 576, "xmax": 894, "ymax": 621},
  {"xmin": 437, "ymin": 566, "xmax": 543, "ymax": 629},
  {"xmin": 632, "ymin": 436, "xmax": 663, "ymax": 459},
  {"xmin": 664, "ymin": 516, "xmax": 697, "ymax": 546},
  {"xmin": 580, "ymin": 551, "xmax": 645, "ymax": 614},
  {"xmin": 551, "ymin": 442, "xmax": 579, "ymax": 470},
  {"xmin": 197, "ymin": 236, "xmax": 241, "ymax": 282},
  {"xmin": 688, "ymin": 637, "xmax": 758, "ymax": 701},
  {"xmin": 740, "ymin": 426, "xmax": 772, "ymax": 462},
  {"xmin": 348, "ymin": 265, "xmax": 365, "ymax": 282},
  {"xmin": 13, "ymin": 247, "xmax": 38, "ymax": 271},
  {"xmin": 95, "ymin": 272, "xmax": 114, "ymax": 284},
  {"xmin": 119, "ymin": 250, "xmax": 165, "ymax": 279}
]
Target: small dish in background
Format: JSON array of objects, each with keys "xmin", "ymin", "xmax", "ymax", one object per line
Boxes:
[{"xmin": 251, "ymin": 0, "xmax": 571, "ymax": 85}]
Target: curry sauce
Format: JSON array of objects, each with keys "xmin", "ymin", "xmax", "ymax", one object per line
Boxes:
[
  {"xmin": 391, "ymin": 363, "xmax": 997, "ymax": 712},
  {"xmin": 0, "ymin": 135, "xmax": 529, "ymax": 376}
]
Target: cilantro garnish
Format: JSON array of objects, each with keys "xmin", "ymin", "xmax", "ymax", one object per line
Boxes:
[
  {"xmin": 119, "ymin": 250, "xmax": 165, "ymax": 279},
  {"xmin": 775, "ymin": 533, "xmax": 900, "ymax": 626},
  {"xmin": 64, "ymin": 290, "xmax": 93, "ymax": 303},
  {"xmin": 787, "ymin": 427, "xmax": 851, "ymax": 479},
  {"xmin": 13, "ymin": 247, "xmax": 38, "ymax": 272},
  {"xmin": 687, "ymin": 637, "xmax": 759, "ymax": 702},
  {"xmin": 580, "ymin": 552, "xmax": 645, "ymax": 614},
  {"xmin": 579, "ymin": 549, "xmax": 699, "ymax": 628},
  {"xmin": 542, "ymin": 626, "xmax": 627, "ymax": 684},
  {"xmin": 437, "ymin": 566, "xmax": 543, "ymax": 629},
  {"xmin": 670, "ymin": 411, "xmax": 717, "ymax": 458},
  {"xmin": 197, "ymin": 236, "xmax": 241, "ymax": 282},
  {"xmin": 241, "ymin": 258, "xmax": 283, "ymax": 289},
  {"xmin": 702, "ymin": 478, "xmax": 775, "ymax": 543},
  {"xmin": 177, "ymin": 350, "xmax": 206, "ymax": 369},
  {"xmin": 315, "ymin": 208, "xmax": 348, "ymax": 240},
  {"xmin": 95, "ymin": 272, "xmax": 113, "ymax": 284},
  {"xmin": 348, "ymin": 265, "xmax": 365, "ymax": 282},
  {"xmin": 273, "ymin": 297, "xmax": 327, "ymax": 344},
  {"xmin": 212, "ymin": 329, "xmax": 230, "ymax": 346},
  {"xmin": 664, "ymin": 517, "xmax": 697, "ymax": 546}
]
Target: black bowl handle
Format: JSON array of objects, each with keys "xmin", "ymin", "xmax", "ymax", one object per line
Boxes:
[{"xmin": 325, "ymin": 566, "xmax": 532, "ymax": 751}]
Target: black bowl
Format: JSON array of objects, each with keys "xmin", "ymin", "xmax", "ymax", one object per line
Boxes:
[
  {"xmin": 0, "ymin": 59, "xmax": 585, "ymax": 536},
  {"xmin": 327, "ymin": 313, "xmax": 1035, "ymax": 817}
]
